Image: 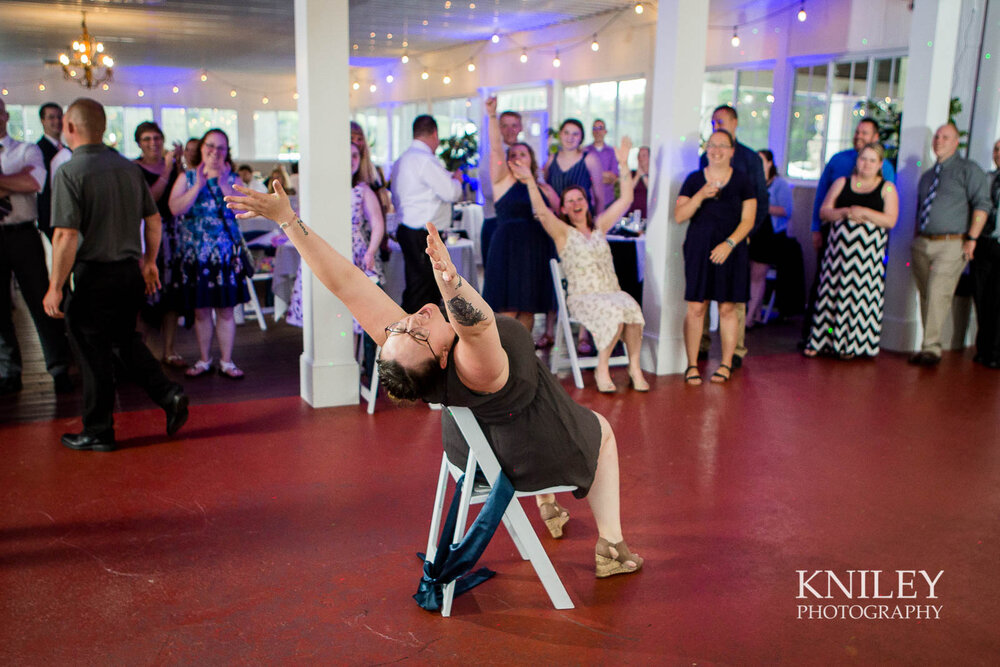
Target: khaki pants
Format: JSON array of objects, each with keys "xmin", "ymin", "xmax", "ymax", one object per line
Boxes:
[
  {"xmin": 700, "ymin": 303, "xmax": 748, "ymax": 358},
  {"xmin": 910, "ymin": 237, "xmax": 967, "ymax": 356}
]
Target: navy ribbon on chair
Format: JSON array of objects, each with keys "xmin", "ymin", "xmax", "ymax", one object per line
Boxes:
[{"xmin": 414, "ymin": 472, "xmax": 515, "ymax": 611}]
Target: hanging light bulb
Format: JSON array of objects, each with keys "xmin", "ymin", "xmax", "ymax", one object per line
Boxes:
[
  {"xmin": 520, "ymin": 49, "xmax": 528, "ymax": 64},
  {"xmin": 262, "ymin": 96, "xmax": 269, "ymax": 104},
  {"xmin": 137, "ymin": 89, "xmax": 144, "ymax": 97},
  {"xmin": 369, "ymin": 84, "xmax": 377, "ymax": 93},
  {"xmin": 491, "ymin": 33, "xmax": 500, "ymax": 44},
  {"xmin": 101, "ymin": 83, "xmax": 109, "ymax": 91},
  {"xmin": 386, "ymin": 74, "xmax": 394, "ymax": 83},
  {"xmin": 634, "ymin": 3, "xmax": 644, "ymax": 14},
  {"xmin": 443, "ymin": 73, "xmax": 452, "ymax": 85},
  {"xmin": 797, "ymin": 1, "xmax": 807, "ymax": 22},
  {"xmin": 552, "ymin": 50, "xmax": 561, "ymax": 68},
  {"xmin": 421, "ymin": 70, "xmax": 429, "ymax": 80},
  {"xmin": 230, "ymin": 89, "xmax": 237, "ymax": 97},
  {"xmin": 467, "ymin": 59, "xmax": 476, "ymax": 72},
  {"xmin": 200, "ymin": 72, "xmax": 208, "ymax": 82},
  {"xmin": 1, "ymin": 88, "xmax": 7, "ymax": 96},
  {"xmin": 352, "ymin": 81, "xmax": 360, "ymax": 90},
  {"xmin": 731, "ymin": 26, "xmax": 741, "ymax": 47},
  {"xmin": 172, "ymin": 85, "xmax": 179, "ymax": 94},
  {"xmin": 591, "ymin": 34, "xmax": 600, "ymax": 51},
  {"xmin": 293, "ymin": 92, "xmax": 300, "ymax": 100},
  {"xmin": 401, "ymin": 52, "xmax": 409, "ymax": 64},
  {"xmin": 38, "ymin": 83, "xmax": 46, "ymax": 91}
]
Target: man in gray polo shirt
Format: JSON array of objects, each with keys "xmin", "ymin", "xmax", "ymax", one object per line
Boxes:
[
  {"xmin": 43, "ymin": 98, "xmax": 188, "ymax": 451},
  {"xmin": 909, "ymin": 123, "xmax": 991, "ymax": 366}
]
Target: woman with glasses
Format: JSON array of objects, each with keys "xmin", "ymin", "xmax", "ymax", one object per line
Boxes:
[
  {"xmin": 674, "ymin": 129, "xmax": 757, "ymax": 385},
  {"xmin": 134, "ymin": 121, "xmax": 184, "ymax": 366},
  {"xmin": 168, "ymin": 128, "xmax": 250, "ymax": 379},
  {"xmin": 225, "ymin": 182, "xmax": 643, "ymax": 580}
]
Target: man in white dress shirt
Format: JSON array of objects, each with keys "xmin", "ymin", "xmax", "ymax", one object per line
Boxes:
[
  {"xmin": 391, "ymin": 115, "xmax": 463, "ymax": 312},
  {"xmin": 0, "ymin": 97, "xmax": 73, "ymax": 395}
]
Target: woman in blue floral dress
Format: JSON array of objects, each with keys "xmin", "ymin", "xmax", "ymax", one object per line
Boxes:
[{"xmin": 168, "ymin": 128, "xmax": 250, "ymax": 379}]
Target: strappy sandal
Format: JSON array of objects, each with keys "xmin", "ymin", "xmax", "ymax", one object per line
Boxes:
[
  {"xmin": 185, "ymin": 359, "xmax": 214, "ymax": 377},
  {"xmin": 684, "ymin": 365, "xmax": 702, "ymax": 385},
  {"xmin": 802, "ymin": 348, "xmax": 819, "ymax": 358},
  {"xmin": 595, "ymin": 537, "xmax": 643, "ymax": 578},
  {"xmin": 628, "ymin": 371, "xmax": 650, "ymax": 392},
  {"xmin": 162, "ymin": 354, "xmax": 186, "ymax": 368},
  {"xmin": 538, "ymin": 501, "xmax": 570, "ymax": 539},
  {"xmin": 596, "ymin": 378, "xmax": 617, "ymax": 393},
  {"xmin": 710, "ymin": 364, "xmax": 732, "ymax": 384},
  {"xmin": 218, "ymin": 360, "xmax": 245, "ymax": 380}
]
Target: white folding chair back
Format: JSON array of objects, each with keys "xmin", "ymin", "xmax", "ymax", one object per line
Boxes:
[
  {"xmin": 426, "ymin": 406, "xmax": 576, "ymax": 616},
  {"xmin": 354, "ymin": 334, "xmax": 379, "ymax": 414},
  {"xmin": 548, "ymin": 258, "xmax": 629, "ymax": 389},
  {"xmin": 242, "ymin": 275, "xmax": 269, "ymax": 331},
  {"xmin": 760, "ymin": 267, "xmax": 779, "ymax": 323}
]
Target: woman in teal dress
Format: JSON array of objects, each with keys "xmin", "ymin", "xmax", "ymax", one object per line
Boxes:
[{"xmin": 168, "ymin": 128, "xmax": 250, "ymax": 379}]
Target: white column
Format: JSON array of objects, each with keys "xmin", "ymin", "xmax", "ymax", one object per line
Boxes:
[
  {"xmin": 881, "ymin": 0, "xmax": 963, "ymax": 352},
  {"xmin": 768, "ymin": 11, "xmax": 794, "ymax": 172},
  {"xmin": 967, "ymin": 0, "xmax": 1000, "ymax": 166},
  {"xmin": 294, "ymin": 0, "xmax": 359, "ymax": 407},
  {"xmin": 642, "ymin": 0, "xmax": 710, "ymax": 375}
]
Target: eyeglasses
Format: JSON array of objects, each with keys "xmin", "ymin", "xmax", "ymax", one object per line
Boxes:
[
  {"xmin": 706, "ymin": 143, "xmax": 733, "ymax": 150},
  {"xmin": 203, "ymin": 142, "xmax": 228, "ymax": 153},
  {"xmin": 592, "ymin": 125, "xmax": 606, "ymax": 131},
  {"xmin": 385, "ymin": 321, "xmax": 436, "ymax": 357}
]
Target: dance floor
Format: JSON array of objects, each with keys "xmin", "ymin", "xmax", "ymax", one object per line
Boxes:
[{"xmin": 2, "ymin": 304, "xmax": 999, "ymax": 664}]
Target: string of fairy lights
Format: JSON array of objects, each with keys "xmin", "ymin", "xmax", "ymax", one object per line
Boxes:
[
  {"xmin": 710, "ymin": 0, "xmax": 809, "ymax": 49},
  {"xmin": 0, "ymin": 69, "xmax": 297, "ymax": 106},
  {"xmin": 350, "ymin": 2, "xmax": 653, "ymax": 93}
]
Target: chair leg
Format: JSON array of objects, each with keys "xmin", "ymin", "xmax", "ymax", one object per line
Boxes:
[
  {"xmin": 442, "ymin": 445, "xmax": 480, "ymax": 617},
  {"xmin": 500, "ymin": 498, "xmax": 574, "ymax": 610},
  {"xmin": 426, "ymin": 454, "xmax": 451, "ymax": 563},
  {"xmin": 244, "ymin": 276, "xmax": 267, "ymax": 331}
]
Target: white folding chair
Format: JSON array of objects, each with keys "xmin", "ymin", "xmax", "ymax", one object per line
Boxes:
[
  {"xmin": 241, "ymin": 275, "xmax": 271, "ymax": 331},
  {"xmin": 759, "ymin": 267, "xmax": 779, "ymax": 323},
  {"xmin": 548, "ymin": 258, "xmax": 629, "ymax": 389},
  {"xmin": 355, "ymin": 335, "xmax": 379, "ymax": 414},
  {"xmin": 425, "ymin": 406, "xmax": 576, "ymax": 617}
]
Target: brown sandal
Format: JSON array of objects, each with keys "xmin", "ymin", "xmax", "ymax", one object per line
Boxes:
[
  {"xmin": 595, "ymin": 537, "xmax": 643, "ymax": 578},
  {"xmin": 538, "ymin": 501, "xmax": 570, "ymax": 539}
]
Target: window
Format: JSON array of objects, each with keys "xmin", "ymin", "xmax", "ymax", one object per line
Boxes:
[
  {"xmin": 2, "ymin": 105, "xmax": 43, "ymax": 143},
  {"xmin": 736, "ymin": 70, "xmax": 774, "ymax": 152},
  {"xmin": 787, "ymin": 64, "xmax": 829, "ymax": 179},
  {"xmin": 431, "ymin": 97, "xmax": 478, "ymax": 141},
  {"xmin": 496, "ymin": 86, "xmax": 547, "ymax": 113},
  {"xmin": 562, "ymin": 78, "xmax": 646, "ymax": 147},
  {"xmin": 254, "ymin": 110, "xmax": 299, "ymax": 161},
  {"xmin": 701, "ymin": 70, "xmax": 736, "ymax": 139},
  {"xmin": 161, "ymin": 107, "xmax": 239, "ymax": 157},
  {"xmin": 105, "ymin": 106, "xmax": 154, "ymax": 158},
  {"xmin": 391, "ymin": 102, "xmax": 420, "ymax": 162},
  {"xmin": 353, "ymin": 107, "xmax": 389, "ymax": 168},
  {"xmin": 788, "ymin": 55, "xmax": 907, "ymax": 179}
]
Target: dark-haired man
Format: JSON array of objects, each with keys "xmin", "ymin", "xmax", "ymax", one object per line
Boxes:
[
  {"xmin": 35, "ymin": 102, "xmax": 63, "ymax": 238},
  {"xmin": 390, "ymin": 114, "xmax": 462, "ymax": 312},
  {"xmin": 971, "ymin": 139, "xmax": 1000, "ymax": 368},
  {"xmin": 44, "ymin": 98, "xmax": 188, "ymax": 451}
]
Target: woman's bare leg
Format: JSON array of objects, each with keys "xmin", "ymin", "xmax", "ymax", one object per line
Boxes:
[
  {"xmin": 193, "ymin": 308, "xmax": 214, "ymax": 363},
  {"xmin": 595, "ymin": 323, "xmax": 624, "ymax": 388},
  {"xmin": 587, "ymin": 412, "xmax": 639, "ymax": 567},
  {"xmin": 622, "ymin": 322, "xmax": 648, "ymax": 389},
  {"xmin": 215, "ymin": 307, "xmax": 237, "ymax": 365},
  {"xmin": 162, "ymin": 311, "xmax": 179, "ymax": 359},
  {"xmin": 715, "ymin": 301, "xmax": 737, "ymax": 380},
  {"xmin": 684, "ymin": 301, "xmax": 708, "ymax": 366}
]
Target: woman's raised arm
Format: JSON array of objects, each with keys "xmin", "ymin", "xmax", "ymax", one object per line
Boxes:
[
  {"xmin": 510, "ymin": 160, "xmax": 569, "ymax": 251},
  {"xmin": 485, "ymin": 97, "xmax": 508, "ymax": 186},
  {"xmin": 225, "ymin": 181, "xmax": 404, "ymax": 345}
]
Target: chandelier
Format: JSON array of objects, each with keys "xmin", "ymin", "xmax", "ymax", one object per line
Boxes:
[{"xmin": 58, "ymin": 12, "xmax": 115, "ymax": 89}]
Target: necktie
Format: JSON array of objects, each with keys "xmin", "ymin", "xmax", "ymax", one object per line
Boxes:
[
  {"xmin": 0, "ymin": 145, "xmax": 12, "ymax": 222},
  {"xmin": 917, "ymin": 162, "xmax": 941, "ymax": 232}
]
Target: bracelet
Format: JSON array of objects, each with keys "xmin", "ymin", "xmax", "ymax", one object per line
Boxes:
[
  {"xmin": 725, "ymin": 238, "xmax": 736, "ymax": 248},
  {"xmin": 966, "ymin": 235, "xmax": 978, "ymax": 242},
  {"xmin": 279, "ymin": 220, "xmax": 290, "ymax": 230}
]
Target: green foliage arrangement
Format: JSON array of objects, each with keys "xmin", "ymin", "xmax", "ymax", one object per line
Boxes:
[{"xmin": 438, "ymin": 130, "xmax": 479, "ymax": 172}]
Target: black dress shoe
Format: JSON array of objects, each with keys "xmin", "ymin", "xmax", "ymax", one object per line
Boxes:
[
  {"xmin": 53, "ymin": 372, "xmax": 73, "ymax": 394},
  {"xmin": 164, "ymin": 388, "xmax": 190, "ymax": 437},
  {"xmin": 0, "ymin": 375, "xmax": 23, "ymax": 396},
  {"xmin": 732, "ymin": 355, "xmax": 744, "ymax": 370},
  {"xmin": 921, "ymin": 353, "xmax": 941, "ymax": 366},
  {"xmin": 61, "ymin": 432, "xmax": 116, "ymax": 452},
  {"xmin": 908, "ymin": 352, "xmax": 926, "ymax": 365}
]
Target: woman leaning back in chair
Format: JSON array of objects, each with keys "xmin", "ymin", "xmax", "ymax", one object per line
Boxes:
[
  {"xmin": 225, "ymin": 181, "xmax": 643, "ymax": 579},
  {"xmin": 510, "ymin": 136, "xmax": 648, "ymax": 394}
]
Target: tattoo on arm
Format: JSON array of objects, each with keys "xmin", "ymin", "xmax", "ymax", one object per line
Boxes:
[
  {"xmin": 296, "ymin": 217, "xmax": 309, "ymax": 236},
  {"xmin": 447, "ymin": 295, "xmax": 487, "ymax": 327},
  {"xmin": 454, "ymin": 274, "xmax": 463, "ymax": 289}
]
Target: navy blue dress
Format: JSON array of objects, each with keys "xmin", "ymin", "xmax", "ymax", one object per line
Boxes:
[
  {"xmin": 680, "ymin": 168, "xmax": 753, "ymax": 303},
  {"xmin": 482, "ymin": 182, "xmax": 555, "ymax": 313}
]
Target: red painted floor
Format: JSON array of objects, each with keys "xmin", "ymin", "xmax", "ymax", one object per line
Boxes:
[{"xmin": 2, "ymin": 349, "xmax": 1000, "ymax": 664}]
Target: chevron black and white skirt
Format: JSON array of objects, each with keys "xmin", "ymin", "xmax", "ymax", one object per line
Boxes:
[{"xmin": 806, "ymin": 220, "xmax": 889, "ymax": 357}]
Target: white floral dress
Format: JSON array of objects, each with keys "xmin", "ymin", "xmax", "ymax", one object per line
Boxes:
[{"xmin": 559, "ymin": 227, "xmax": 644, "ymax": 351}]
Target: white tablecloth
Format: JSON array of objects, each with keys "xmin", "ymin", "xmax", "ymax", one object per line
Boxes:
[{"xmin": 451, "ymin": 203, "xmax": 485, "ymax": 265}]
